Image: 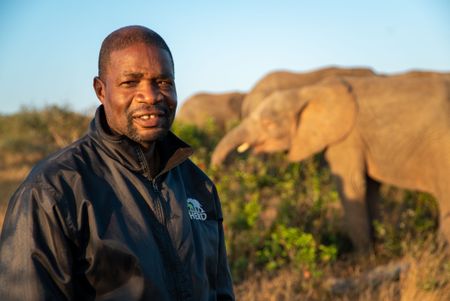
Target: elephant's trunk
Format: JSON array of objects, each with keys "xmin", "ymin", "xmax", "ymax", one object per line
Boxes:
[{"xmin": 211, "ymin": 120, "xmax": 253, "ymax": 167}]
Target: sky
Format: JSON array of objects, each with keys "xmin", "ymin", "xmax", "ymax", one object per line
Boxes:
[{"xmin": 0, "ymin": 0, "xmax": 449, "ymax": 115}]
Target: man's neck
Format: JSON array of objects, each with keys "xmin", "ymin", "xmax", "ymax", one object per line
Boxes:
[
  {"xmin": 141, "ymin": 142, "xmax": 160, "ymax": 179},
  {"xmin": 140, "ymin": 141, "xmax": 156, "ymax": 154}
]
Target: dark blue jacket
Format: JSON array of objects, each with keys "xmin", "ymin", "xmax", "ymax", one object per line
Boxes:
[{"xmin": 0, "ymin": 106, "xmax": 234, "ymax": 301}]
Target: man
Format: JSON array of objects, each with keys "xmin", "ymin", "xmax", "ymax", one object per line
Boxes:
[{"xmin": 0, "ymin": 25, "xmax": 235, "ymax": 300}]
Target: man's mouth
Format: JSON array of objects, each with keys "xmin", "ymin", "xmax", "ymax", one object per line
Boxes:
[
  {"xmin": 138, "ymin": 113, "xmax": 163, "ymax": 120},
  {"xmin": 131, "ymin": 109, "xmax": 168, "ymax": 128}
]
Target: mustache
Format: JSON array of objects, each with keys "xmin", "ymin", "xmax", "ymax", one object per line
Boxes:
[{"xmin": 126, "ymin": 104, "xmax": 170, "ymax": 117}]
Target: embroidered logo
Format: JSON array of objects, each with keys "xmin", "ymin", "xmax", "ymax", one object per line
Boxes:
[{"xmin": 187, "ymin": 198, "xmax": 207, "ymax": 221}]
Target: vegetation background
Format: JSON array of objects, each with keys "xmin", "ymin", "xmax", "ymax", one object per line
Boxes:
[{"xmin": 0, "ymin": 106, "xmax": 448, "ymax": 300}]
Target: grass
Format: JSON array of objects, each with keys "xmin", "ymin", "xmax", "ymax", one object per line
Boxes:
[{"xmin": 234, "ymin": 238, "xmax": 450, "ymax": 301}]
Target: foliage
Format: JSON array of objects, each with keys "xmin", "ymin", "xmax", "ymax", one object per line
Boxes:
[
  {"xmin": 172, "ymin": 119, "xmax": 440, "ymax": 283},
  {"xmin": 172, "ymin": 119, "xmax": 223, "ymax": 169},
  {"xmin": 257, "ymin": 224, "xmax": 337, "ymax": 273},
  {"xmin": 0, "ymin": 105, "xmax": 90, "ymax": 168},
  {"xmin": 0, "ymin": 106, "xmax": 90, "ymax": 205},
  {"xmin": 173, "ymin": 120, "xmax": 346, "ymax": 280},
  {"xmin": 373, "ymin": 187, "xmax": 439, "ymax": 258},
  {"xmin": 0, "ymin": 107, "xmax": 445, "ymax": 299}
]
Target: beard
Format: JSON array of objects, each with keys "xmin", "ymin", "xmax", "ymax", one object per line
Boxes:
[{"xmin": 125, "ymin": 105, "xmax": 173, "ymax": 145}]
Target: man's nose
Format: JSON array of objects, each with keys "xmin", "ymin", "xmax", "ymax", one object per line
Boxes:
[{"xmin": 135, "ymin": 82, "xmax": 161, "ymax": 104}]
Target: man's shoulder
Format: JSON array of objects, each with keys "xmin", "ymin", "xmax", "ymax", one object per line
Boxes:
[
  {"xmin": 25, "ymin": 135, "xmax": 95, "ymax": 187},
  {"xmin": 179, "ymin": 159, "xmax": 213, "ymax": 180},
  {"xmin": 177, "ymin": 159, "xmax": 218, "ymax": 193},
  {"xmin": 6, "ymin": 136, "xmax": 97, "ymax": 237}
]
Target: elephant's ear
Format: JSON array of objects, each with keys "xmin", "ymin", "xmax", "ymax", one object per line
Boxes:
[{"xmin": 288, "ymin": 81, "xmax": 357, "ymax": 161}]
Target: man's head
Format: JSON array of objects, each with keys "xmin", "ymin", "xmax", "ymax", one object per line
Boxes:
[
  {"xmin": 97, "ymin": 25, "xmax": 174, "ymax": 80},
  {"xmin": 93, "ymin": 25, "xmax": 177, "ymax": 149}
]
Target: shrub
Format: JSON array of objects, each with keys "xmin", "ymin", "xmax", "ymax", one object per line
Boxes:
[
  {"xmin": 0, "ymin": 105, "xmax": 90, "ymax": 168},
  {"xmin": 172, "ymin": 122, "xmax": 440, "ymax": 284},
  {"xmin": 0, "ymin": 109, "xmax": 442, "ymax": 297}
]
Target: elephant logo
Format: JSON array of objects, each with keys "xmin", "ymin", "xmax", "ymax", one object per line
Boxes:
[{"xmin": 187, "ymin": 198, "xmax": 207, "ymax": 221}]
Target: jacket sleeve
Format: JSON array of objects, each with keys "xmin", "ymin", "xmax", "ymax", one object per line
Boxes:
[
  {"xmin": 214, "ymin": 187, "xmax": 235, "ymax": 301},
  {"xmin": 0, "ymin": 182, "xmax": 75, "ymax": 301}
]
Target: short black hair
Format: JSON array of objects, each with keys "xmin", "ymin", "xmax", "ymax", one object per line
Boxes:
[{"xmin": 98, "ymin": 25, "xmax": 174, "ymax": 79}]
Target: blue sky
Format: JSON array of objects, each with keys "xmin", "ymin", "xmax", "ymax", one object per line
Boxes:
[{"xmin": 0, "ymin": 0, "xmax": 449, "ymax": 114}]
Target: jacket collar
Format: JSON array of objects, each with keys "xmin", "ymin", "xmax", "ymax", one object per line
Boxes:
[{"xmin": 88, "ymin": 105, "xmax": 193, "ymax": 177}]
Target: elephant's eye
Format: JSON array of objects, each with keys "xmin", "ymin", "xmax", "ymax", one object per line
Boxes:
[
  {"xmin": 262, "ymin": 120, "xmax": 278, "ymax": 132},
  {"xmin": 261, "ymin": 119, "xmax": 272, "ymax": 127}
]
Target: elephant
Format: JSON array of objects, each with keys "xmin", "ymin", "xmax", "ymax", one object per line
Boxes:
[
  {"xmin": 176, "ymin": 67, "xmax": 376, "ymax": 132},
  {"xmin": 211, "ymin": 73, "xmax": 450, "ymax": 252},
  {"xmin": 176, "ymin": 92, "xmax": 245, "ymax": 131},
  {"xmin": 240, "ymin": 66, "xmax": 377, "ymax": 117}
]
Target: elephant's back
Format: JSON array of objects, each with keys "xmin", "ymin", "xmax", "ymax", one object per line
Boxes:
[{"xmin": 177, "ymin": 92, "xmax": 245, "ymax": 130}]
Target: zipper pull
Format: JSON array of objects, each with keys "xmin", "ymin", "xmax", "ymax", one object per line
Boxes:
[{"xmin": 152, "ymin": 179, "xmax": 159, "ymax": 192}]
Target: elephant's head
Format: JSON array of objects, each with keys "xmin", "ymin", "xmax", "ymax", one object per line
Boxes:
[{"xmin": 211, "ymin": 80, "xmax": 358, "ymax": 166}]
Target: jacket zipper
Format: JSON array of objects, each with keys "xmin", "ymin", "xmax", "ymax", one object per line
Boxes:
[
  {"xmin": 152, "ymin": 179, "xmax": 159, "ymax": 192},
  {"xmin": 136, "ymin": 145, "xmax": 166, "ymax": 225},
  {"xmin": 150, "ymin": 176, "xmax": 167, "ymax": 227},
  {"xmin": 151, "ymin": 178, "xmax": 162, "ymax": 220},
  {"xmin": 138, "ymin": 149, "xmax": 181, "ymax": 299},
  {"xmin": 151, "ymin": 177, "xmax": 185, "ymax": 300},
  {"xmin": 138, "ymin": 147, "xmax": 187, "ymax": 300}
]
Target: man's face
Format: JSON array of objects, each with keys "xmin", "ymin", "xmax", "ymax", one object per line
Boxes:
[{"xmin": 94, "ymin": 43, "xmax": 177, "ymax": 149}]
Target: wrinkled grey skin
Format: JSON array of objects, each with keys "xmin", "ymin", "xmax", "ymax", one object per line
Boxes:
[
  {"xmin": 211, "ymin": 72, "xmax": 450, "ymax": 252},
  {"xmin": 176, "ymin": 92, "xmax": 245, "ymax": 131}
]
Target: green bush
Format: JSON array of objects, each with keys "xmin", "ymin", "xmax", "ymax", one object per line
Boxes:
[
  {"xmin": 374, "ymin": 186, "xmax": 439, "ymax": 257},
  {"xmin": 173, "ymin": 121, "xmax": 439, "ymax": 282},
  {"xmin": 0, "ymin": 108, "xmax": 441, "ymax": 286},
  {"xmin": 172, "ymin": 120, "xmax": 223, "ymax": 169},
  {"xmin": 256, "ymin": 224, "xmax": 337, "ymax": 274}
]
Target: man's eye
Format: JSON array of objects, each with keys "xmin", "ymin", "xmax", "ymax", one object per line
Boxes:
[
  {"xmin": 121, "ymin": 80, "xmax": 138, "ymax": 87},
  {"xmin": 158, "ymin": 80, "xmax": 173, "ymax": 88}
]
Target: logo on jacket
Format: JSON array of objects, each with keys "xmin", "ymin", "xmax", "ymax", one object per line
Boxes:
[{"xmin": 187, "ymin": 198, "xmax": 207, "ymax": 221}]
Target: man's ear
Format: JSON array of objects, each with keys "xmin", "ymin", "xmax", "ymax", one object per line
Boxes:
[{"xmin": 93, "ymin": 76, "xmax": 106, "ymax": 104}]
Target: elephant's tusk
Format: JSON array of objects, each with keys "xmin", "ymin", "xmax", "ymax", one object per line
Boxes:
[{"xmin": 237, "ymin": 142, "xmax": 250, "ymax": 153}]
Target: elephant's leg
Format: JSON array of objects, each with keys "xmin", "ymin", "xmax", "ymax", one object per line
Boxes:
[
  {"xmin": 366, "ymin": 176, "xmax": 381, "ymax": 241},
  {"xmin": 326, "ymin": 141, "xmax": 373, "ymax": 253},
  {"xmin": 438, "ymin": 195, "xmax": 450, "ymax": 246}
]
